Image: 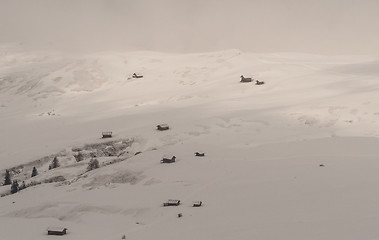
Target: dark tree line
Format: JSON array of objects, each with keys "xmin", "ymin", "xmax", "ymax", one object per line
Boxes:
[{"xmin": 3, "ymin": 166, "xmax": 39, "ymax": 194}]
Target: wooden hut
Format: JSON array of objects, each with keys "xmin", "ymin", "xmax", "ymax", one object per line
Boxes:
[
  {"xmin": 157, "ymin": 124, "xmax": 170, "ymax": 131},
  {"xmin": 47, "ymin": 227, "xmax": 67, "ymax": 236},
  {"xmin": 161, "ymin": 156, "xmax": 176, "ymax": 163},
  {"xmin": 193, "ymin": 201, "xmax": 203, "ymax": 207},
  {"xmin": 163, "ymin": 199, "xmax": 181, "ymax": 206},
  {"xmin": 195, "ymin": 152, "xmax": 205, "ymax": 157},
  {"xmin": 102, "ymin": 132, "xmax": 112, "ymax": 138},
  {"xmin": 132, "ymin": 73, "xmax": 143, "ymax": 78},
  {"xmin": 240, "ymin": 75, "xmax": 253, "ymax": 83}
]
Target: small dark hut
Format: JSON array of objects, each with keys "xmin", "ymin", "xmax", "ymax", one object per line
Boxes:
[
  {"xmin": 157, "ymin": 124, "xmax": 170, "ymax": 131},
  {"xmin": 193, "ymin": 201, "xmax": 202, "ymax": 207},
  {"xmin": 195, "ymin": 152, "xmax": 205, "ymax": 157},
  {"xmin": 240, "ymin": 75, "xmax": 253, "ymax": 83},
  {"xmin": 163, "ymin": 199, "xmax": 181, "ymax": 206},
  {"xmin": 255, "ymin": 80, "xmax": 265, "ymax": 85},
  {"xmin": 102, "ymin": 132, "xmax": 112, "ymax": 138},
  {"xmin": 47, "ymin": 228, "xmax": 67, "ymax": 236},
  {"xmin": 161, "ymin": 156, "xmax": 176, "ymax": 163},
  {"xmin": 132, "ymin": 73, "xmax": 143, "ymax": 78}
]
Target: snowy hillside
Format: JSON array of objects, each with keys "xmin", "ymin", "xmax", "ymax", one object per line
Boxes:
[{"xmin": 1, "ymin": 47, "xmax": 379, "ymax": 240}]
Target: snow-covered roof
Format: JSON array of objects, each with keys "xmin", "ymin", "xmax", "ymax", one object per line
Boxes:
[{"xmin": 47, "ymin": 227, "xmax": 67, "ymax": 231}]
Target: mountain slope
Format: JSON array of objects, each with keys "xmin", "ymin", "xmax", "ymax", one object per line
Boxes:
[{"xmin": 1, "ymin": 48, "xmax": 379, "ymax": 240}]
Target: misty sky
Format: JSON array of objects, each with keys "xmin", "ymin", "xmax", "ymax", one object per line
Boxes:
[{"xmin": 1, "ymin": 0, "xmax": 379, "ymax": 54}]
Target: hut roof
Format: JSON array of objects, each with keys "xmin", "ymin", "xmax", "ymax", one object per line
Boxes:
[
  {"xmin": 47, "ymin": 227, "xmax": 67, "ymax": 231},
  {"xmin": 162, "ymin": 154, "xmax": 175, "ymax": 159}
]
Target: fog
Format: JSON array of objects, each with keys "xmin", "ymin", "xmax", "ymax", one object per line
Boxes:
[{"xmin": 1, "ymin": 0, "xmax": 379, "ymax": 54}]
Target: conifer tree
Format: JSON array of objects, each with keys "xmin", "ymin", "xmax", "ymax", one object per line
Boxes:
[
  {"xmin": 3, "ymin": 169, "xmax": 11, "ymax": 186},
  {"xmin": 50, "ymin": 157, "xmax": 60, "ymax": 170},
  {"xmin": 87, "ymin": 158, "xmax": 100, "ymax": 171},
  {"xmin": 19, "ymin": 181, "xmax": 26, "ymax": 190},
  {"xmin": 10, "ymin": 180, "xmax": 19, "ymax": 194},
  {"xmin": 75, "ymin": 152, "xmax": 84, "ymax": 162},
  {"xmin": 31, "ymin": 167, "xmax": 38, "ymax": 177}
]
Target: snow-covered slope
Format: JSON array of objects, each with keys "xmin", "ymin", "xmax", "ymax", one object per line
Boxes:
[{"xmin": 1, "ymin": 47, "xmax": 379, "ymax": 240}]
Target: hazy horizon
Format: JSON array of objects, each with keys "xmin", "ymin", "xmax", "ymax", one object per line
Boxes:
[{"xmin": 1, "ymin": 0, "xmax": 379, "ymax": 54}]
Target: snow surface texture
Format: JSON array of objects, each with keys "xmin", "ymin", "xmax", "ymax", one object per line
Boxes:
[{"xmin": 1, "ymin": 47, "xmax": 379, "ymax": 239}]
